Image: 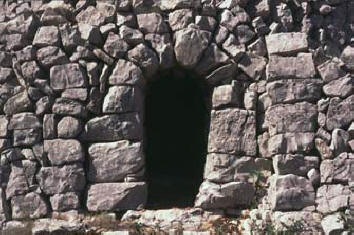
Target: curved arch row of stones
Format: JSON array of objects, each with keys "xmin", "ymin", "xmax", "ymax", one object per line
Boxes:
[{"xmin": 0, "ymin": 0, "xmax": 353, "ymax": 233}]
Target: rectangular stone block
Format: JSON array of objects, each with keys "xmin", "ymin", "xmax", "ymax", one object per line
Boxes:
[
  {"xmin": 8, "ymin": 113, "xmax": 41, "ymax": 130},
  {"xmin": 265, "ymin": 102, "xmax": 317, "ymax": 136},
  {"xmin": 320, "ymin": 152, "xmax": 351, "ymax": 184},
  {"xmin": 266, "ymin": 79, "xmax": 322, "ymax": 104},
  {"xmin": 268, "ymin": 133, "xmax": 314, "ymax": 156},
  {"xmin": 273, "ymin": 154, "xmax": 319, "ymax": 176},
  {"xmin": 86, "ymin": 182, "xmax": 147, "ymax": 211},
  {"xmin": 208, "ymin": 108, "xmax": 257, "ymax": 156},
  {"xmin": 266, "ymin": 53, "xmax": 315, "ymax": 80},
  {"xmin": 211, "ymin": 83, "xmax": 240, "ymax": 109},
  {"xmin": 316, "ymin": 184, "xmax": 350, "ymax": 214},
  {"xmin": 13, "ymin": 128, "xmax": 41, "ymax": 147},
  {"xmin": 50, "ymin": 192, "xmax": 80, "ymax": 212},
  {"xmin": 50, "ymin": 63, "xmax": 87, "ymax": 90},
  {"xmin": 44, "ymin": 139, "xmax": 84, "ymax": 166},
  {"xmin": 266, "ymin": 32, "xmax": 308, "ymax": 55},
  {"xmin": 52, "ymin": 98, "xmax": 87, "ymax": 118}
]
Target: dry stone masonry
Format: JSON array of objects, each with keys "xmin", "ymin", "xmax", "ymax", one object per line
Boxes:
[{"xmin": 0, "ymin": 0, "xmax": 353, "ymax": 233}]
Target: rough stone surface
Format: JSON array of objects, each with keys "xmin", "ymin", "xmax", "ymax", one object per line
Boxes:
[
  {"xmin": 103, "ymin": 86, "xmax": 143, "ymax": 114},
  {"xmin": 44, "ymin": 139, "xmax": 84, "ymax": 165},
  {"xmin": 265, "ymin": 33, "xmax": 308, "ymax": 55},
  {"xmin": 11, "ymin": 192, "xmax": 48, "ymax": 220}
]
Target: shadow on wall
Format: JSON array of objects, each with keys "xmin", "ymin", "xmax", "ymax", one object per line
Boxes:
[{"xmin": 144, "ymin": 68, "xmax": 211, "ymax": 209}]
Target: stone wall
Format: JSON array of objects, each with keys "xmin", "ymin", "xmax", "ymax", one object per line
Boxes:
[{"xmin": 0, "ymin": 0, "xmax": 353, "ymax": 233}]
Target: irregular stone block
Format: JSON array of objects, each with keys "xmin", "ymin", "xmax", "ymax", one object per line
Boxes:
[
  {"xmin": 61, "ymin": 88, "xmax": 88, "ymax": 102},
  {"xmin": 109, "ymin": 60, "xmax": 144, "ymax": 86},
  {"xmin": 222, "ymin": 34, "xmax": 245, "ymax": 61},
  {"xmin": 266, "ymin": 79, "xmax": 322, "ymax": 104},
  {"xmin": 13, "ymin": 129, "xmax": 41, "ymax": 147},
  {"xmin": 44, "ymin": 139, "xmax": 84, "ymax": 166},
  {"xmin": 33, "ymin": 26, "xmax": 60, "ymax": 47},
  {"xmin": 265, "ymin": 102, "xmax": 317, "ymax": 136},
  {"xmin": 330, "ymin": 129, "xmax": 349, "ymax": 157},
  {"xmin": 341, "ymin": 45, "xmax": 354, "ymax": 70},
  {"xmin": 0, "ymin": 116, "xmax": 8, "ymax": 137},
  {"xmin": 145, "ymin": 33, "xmax": 175, "ymax": 69},
  {"xmin": 266, "ymin": 53, "xmax": 315, "ymax": 80},
  {"xmin": 57, "ymin": 117, "xmax": 82, "ymax": 138},
  {"xmin": 269, "ymin": 174, "xmax": 315, "ymax": 211},
  {"xmin": 265, "ymin": 32, "xmax": 308, "ymax": 55},
  {"xmin": 268, "ymin": 133, "xmax": 314, "ymax": 156},
  {"xmin": 103, "ymin": 32, "xmax": 129, "ymax": 59},
  {"xmin": 0, "ymin": 139, "xmax": 10, "ymax": 152},
  {"xmin": 195, "ymin": 15, "xmax": 217, "ymax": 32},
  {"xmin": 76, "ymin": 5, "xmax": 107, "ymax": 26},
  {"xmin": 315, "ymin": 138, "xmax": 333, "ymax": 160},
  {"xmin": 205, "ymin": 63, "xmax": 237, "ymax": 86},
  {"xmin": 321, "ymin": 213, "xmax": 345, "ymax": 235},
  {"xmin": 326, "ymin": 95, "xmax": 354, "ymax": 131},
  {"xmin": 6, "ymin": 161, "xmax": 30, "ymax": 199},
  {"xmin": 103, "ymin": 86, "xmax": 143, "ymax": 114},
  {"xmin": 87, "ymin": 183, "xmax": 147, "ymax": 211},
  {"xmin": 36, "ymin": 46, "xmax": 69, "ymax": 68},
  {"xmin": 316, "ymin": 184, "xmax": 350, "ymax": 214},
  {"xmin": 119, "ymin": 26, "xmax": 144, "ymax": 45},
  {"xmin": 11, "ymin": 192, "xmax": 48, "ymax": 220},
  {"xmin": 52, "ymin": 98, "xmax": 87, "ymax": 117},
  {"xmin": 4, "ymin": 92, "xmax": 33, "ymax": 116},
  {"xmin": 323, "ymin": 75, "xmax": 353, "ymax": 98},
  {"xmin": 238, "ymin": 53, "xmax": 267, "ymax": 80},
  {"xmin": 127, "ymin": 43, "xmax": 159, "ymax": 78},
  {"xmin": 88, "ymin": 141, "xmax": 143, "ymax": 183},
  {"xmin": 137, "ymin": 13, "xmax": 168, "ymax": 34},
  {"xmin": 208, "ymin": 109, "xmax": 257, "ymax": 156},
  {"xmin": 8, "ymin": 113, "xmax": 41, "ymax": 130},
  {"xmin": 212, "ymin": 83, "xmax": 240, "ymax": 109},
  {"xmin": 50, "ymin": 192, "xmax": 80, "ymax": 212},
  {"xmin": 168, "ymin": 9, "xmax": 194, "ymax": 31},
  {"xmin": 174, "ymin": 26, "xmax": 210, "ymax": 68},
  {"xmin": 78, "ymin": 23, "xmax": 103, "ymax": 46},
  {"xmin": 37, "ymin": 163, "xmax": 86, "ymax": 195},
  {"xmin": 50, "ymin": 63, "xmax": 87, "ymax": 91},
  {"xmin": 43, "ymin": 114, "xmax": 57, "ymax": 140},
  {"xmin": 320, "ymin": 152, "xmax": 351, "ymax": 184},
  {"xmin": 195, "ymin": 43, "xmax": 229, "ymax": 76},
  {"xmin": 195, "ymin": 181, "xmax": 255, "ymax": 209},
  {"xmin": 273, "ymin": 154, "xmax": 319, "ymax": 176},
  {"xmin": 317, "ymin": 58, "xmax": 346, "ymax": 83},
  {"xmin": 82, "ymin": 113, "xmax": 142, "ymax": 142}
]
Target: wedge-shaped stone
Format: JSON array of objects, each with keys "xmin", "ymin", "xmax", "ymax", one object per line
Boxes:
[
  {"xmin": 11, "ymin": 192, "xmax": 48, "ymax": 220},
  {"xmin": 103, "ymin": 86, "xmax": 143, "ymax": 114},
  {"xmin": 44, "ymin": 139, "xmax": 84, "ymax": 166},
  {"xmin": 82, "ymin": 113, "xmax": 142, "ymax": 142},
  {"xmin": 109, "ymin": 60, "xmax": 144, "ymax": 86},
  {"xmin": 268, "ymin": 133, "xmax": 314, "ymax": 156},
  {"xmin": 195, "ymin": 181, "xmax": 255, "ymax": 209},
  {"xmin": 127, "ymin": 43, "xmax": 159, "ymax": 78},
  {"xmin": 266, "ymin": 53, "xmax": 315, "ymax": 80},
  {"xmin": 87, "ymin": 183, "xmax": 147, "ymax": 211},
  {"xmin": 33, "ymin": 26, "xmax": 60, "ymax": 47},
  {"xmin": 195, "ymin": 43, "xmax": 229, "ymax": 76},
  {"xmin": 266, "ymin": 32, "xmax": 308, "ymax": 55},
  {"xmin": 37, "ymin": 163, "xmax": 86, "ymax": 195},
  {"xmin": 273, "ymin": 154, "xmax": 319, "ymax": 176},
  {"xmin": 208, "ymin": 109, "xmax": 257, "ymax": 156},
  {"xmin": 269, "ymin": 174, "xmax": 315, "ymax": 211},
  {"xmin": 88, "ymin": 141, "xmax": 143, "ymax": 183},
  {"xmin": 266, "ymin": 79, "xmax": 322, "ymax": 104},
  {"xmin": 50, "ymin": 63, "xmax": 87, "ymax": 90},
  {"xmin": 265, "ymin": 102, "xmax": 317, "ymax": 136},
  {"xmin": 326, "ymin": 95, "xmax": 354, "ymax": 131},
  {"xmin": 316, "ymin": 184, "xmax": 350, "ymax": 214},
  {"xmin": 0, "ymin": 116, "xmax": 8, "ymax": 137}
]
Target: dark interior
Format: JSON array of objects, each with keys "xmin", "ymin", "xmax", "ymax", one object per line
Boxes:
[{"xmin": 144, "ymin": 69, "xmax": 210, "ymax": 209}]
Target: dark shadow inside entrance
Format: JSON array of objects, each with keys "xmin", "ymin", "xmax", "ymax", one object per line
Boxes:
[{"xmin": 145, "ymin": 69, "xmax": 210, "ymax": 209}]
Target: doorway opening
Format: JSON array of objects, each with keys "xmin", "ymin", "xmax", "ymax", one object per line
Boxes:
[{"xmin": 144, "ymin": 69, "xmax": 210, "ymax": 209}]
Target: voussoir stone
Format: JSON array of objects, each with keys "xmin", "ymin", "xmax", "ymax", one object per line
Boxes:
[
  {"xmin": 238, "ymin": 52, "xmax": 267, "ymax": 80},
  {"xmin": 265, "ymin": 102, "xmax": 317, "ymax": 136},
  {"xmin": 37, "ymin": 163, "xmax": 86, "ymax": 195},
  {"xmin": 265, "ymin": 32, "xmax": 308, "ymax": 55},
  {"xmin": 82, "ymin": 113, "xmax": 142, "ymax": 142},
  {"xmin": 50, "ymin": 63, "xmax": 87, "ymax": 90},
  {"xmin": 266, "ymin": 53, "xmax": 315, "ymax": 80},
  {"xmin": 174, "ymin": 26, "xmax": 211, "ymax": 68},
  {"xmin": 266, "ymin": 79, "xmax": 322, "ymax": 104},
  {"xmin": 44, "ymin": 139, "xmax": 84, "ymax": 166},
  {"xmin": 127, "ymin": 44, "xmax": 159, "ymax": 78},
  {"xmin": 269, "ymin": 174, "xmax": 315, "ymax": 211},
  {"xmin": 208, "ymin": 108, "xmax": 257, "ymax": 156},
  {"xmin": 109, "ymin": 60, "xmax": 144, "ymax": 86},
  {"xmin": 195, "ymin": 43, "xmax": 229, "ymax": 76},
  {"xmin": 103, "ymin": 86, "xmax": 143, "ymax": 114},
  {"xmin": 11, "ymin": 192, "xmax": 48, "ymax": 220},
  {"xmin": 87, "ymin": 183, "xmax": 147, "ymax": 211},
  {"xmin": 88, "ymin": 141, "xmax": 144, "ymax": 183},
  {"xmin": 145, "ymin": 33, "xmax": 175, "ymax": 69}
]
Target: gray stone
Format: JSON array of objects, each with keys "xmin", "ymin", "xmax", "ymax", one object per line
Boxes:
[
  {"xmin": 36, "ymin": 46, "xmax": 69, "ymax": 68},
  {"xmin": 273, "ymin": 154, "xmax": 319, "ymax": 176},
  {"xmin": 195, "ymin": 43, "xmax": 229, "ymax": 76},
  {"xmin": 33, "ymin": 26, "xmax": 60, "ymax": 47},
  {"xmin": 195, "ymin": 15, "xmax": 217, "ymax": 31},
  {"xmin": 317, "ymin": 58, "xmax": 346, "ymax": 83},
  {"xmin": 103, "ymin": 32, "xmax": 129, "ymax": 59},
  {"xmin": 6, "ymin": 161, "xmax": 30, "ymax": 199},
  {"xmin": 21, "ymin": 61, "xmax": 42, "ymax": 83},
  {"xmin": 265, "ymin": 33, "xmax": 308, "ymax": 56},
  {"xmin": 88, "ymin": 141, "xmax": 143, "ymax": 183},
  {"xmin": 37, "ymin": 163, "xmax": 86, "ymax": 195},
  {"xmin": 82, "ymin": 113, "xmax": 142, "ymax": 142},
  {"xmin": 268, "ymin": 133, "xmax": 315, "ymax": 156},
  {"xmin": 212, "ymin": 83, "xmax": 240, "ymax": 109},
  {"xmin": 93, "ymin": 48, "xmax": 114, "ymax": 65},
  {"xmin": 36, "ymin": 96, "xmax": 51, "ymax": 116},
  {"xmin": 168, "ymin": 9, "xmax": 194, "ymax": 31},
  {"xmin": 0, "ymin": 116, "xmax": 8, "ymax": 137},
  {"xmin": 238, "ymin": 53, "xmax": 267, "ymax": 80},
  {"xmin": 52, "ymin": 98, "xmax": 87, "ymax": 117},
  {"xmin": 61, "ymin": 88, "xmax": 88, "ymax": 102},
  {"xmin": 43, "ymin": 114, "xmax": 57, "ymax": 140},
  {"xmin": 222, "ymin": 34, "xmax": 245, "ymax": 61},
  {"xmin": 219, "ymin": 10, "xmax": 239, "ymax": 32},
  {"xmin": 320, "ymin": 152, "xmax": 351, "ymax": 184},
  {"xmin": 316, "ymin": 184, "xmax": 350, "ymax": 214},
  {"xmin": 315, "ymin": 138, "xmax": 333, "ymax": 160},
  {"xmin": 41, "ymin": 3, "xmax": 73, "ymax": 25},
  {"xmin": 13, "ymin": 129, "xmax": 41, "ymax": 147},
  {"xmin": 11, "ymin": 192, "xmax": 48, "ymax": 220},
  {"xmin": 4, "ymin": 92, "xmax": 33, "ymax": 116},
  {"xmin": 50, "ymin": 193, "xmax": 80, "ymax": 211},
  {"xmin": 76, "ymin": 5, "xmax": 107, "ymax": 26},
  {"xmin": 57, "ymin": 117, "xmax": 82, "ymax": 138},
  {"xmin": 50, "ymin": 63, "xmax": 87, "ymax": 91},
  {"xmin": 174, "ymin": 26, "xmax": 211, "ymax": 68},
  {"xmin": 265, "ymin": 102, "xmax": 317, "ymax": 136},
  {"xmin": 248, "ymin": 38, "xmax": 267, "ymax": 57},
  {"xmin": 307, "ymin": 168, "xmax": 320, "ymax": 188},
  {"xmin": 321, "ymin": 213, "xmax": 345, "ymax": 235},
  {"xmin": 59, "ymin": 24, "xmax": 83, "ymax": 52},
  {"xmin": 78, "ymin": 23, "xmax": 103, "ymax": 46},
  {"xmin": 0, "ymin": 68, "xmax": 15, "ymax": 83},
  {"xmin": 109, "ymin": 60, "xmax": 144, "ymax": 86},
  {"xmin": 87, "ymin": 183, "xmax": 147, "ymax": 211},
  {"xmin": 269, "ymin": 174, "xmax": 315, "ymax": 211},
  {"xmin": 145, "ymin": 33, "xmax": 175, "ymax": 69},
  {"xmin": 119, "ymin": 26, "xmax": 144, "ymax": 46},
  {"xmin": 9, "ymin": 113, "xmax": 41, "ymax": 130},
  {"xmin": 266, "ymin": 79, "xmax": 322, "ymax": 105},
  {"xmin": 117, "ymin": 12, "xmax": 137, "ymax": 28},
  {"xmin": 326, "ymin": 96, "xmax": 354, "ymax": 131},
  {"xmin": 214, "ymin": 26, "xmax": 229, "ymax": 45},
  {"xmin": 330, "ymin": 129, "xmax": 349, "ymax": 157},
  {"xmin": 266, "ymin": 53, "xmax": 316, "ymax": 80},
  {"xmin": 235, "ymin": 25, "xmax": 255, "ymax": 44},
  {"xmin": 137, "ymin": 13, "xmax": 168, "ymax": 34},
  {"xmin": 195, "ymin": 181, "xmax": 255, "ymax": 209},
  {"xmin": 103, "ymin": 86, "xmax": 143, "ymax": 114},
  {"xmin": 341, "ymin": 46, "xmax": 354, "ymax": 70},
  {"xmin": 208, "ymin": 109, "xmax": 257, "ymax": 156},
  {"xmin": 127, "ymin": 44, "xmax": 159, "ymax": 78},
  {"xmin": 44, "ymin": 139, "xmax": 84, "ymax": 166},
  {"xmin": 323, "ymin": 75, "xmax": 353, "ymax": 98},
  {"xmin": 0, "ymin": 51, "xmax": 12, "ymax": 67},
  {"xmin": 244, "ymin": 91, "xmax": 257, "ymax": 110},
  {"xmin": 205, "ymin": 64, "xmax": 237, "ymax": 86}
]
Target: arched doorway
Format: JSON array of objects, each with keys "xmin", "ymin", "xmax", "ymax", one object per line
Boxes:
[{"xmin": 144, "ymin": 69, "xmax": 210, "ymax": 209}]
